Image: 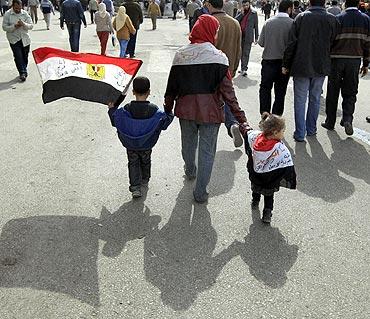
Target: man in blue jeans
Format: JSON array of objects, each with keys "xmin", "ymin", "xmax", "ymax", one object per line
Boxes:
[
  {"xmin": 60, "ymin": 0, "xmax": 87, "ymax": 52},
  {"xmin": 282, "ymin": 0, "xmax": 339, "ymax": 142}
]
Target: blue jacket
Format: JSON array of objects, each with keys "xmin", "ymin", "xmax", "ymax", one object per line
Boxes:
[{"xmin": 110, "ymin": 104, "xmax": 173, "ymax": 150}]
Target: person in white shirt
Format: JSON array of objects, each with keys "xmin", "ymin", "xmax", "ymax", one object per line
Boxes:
[{"xmin": 2, "ymin": 0, "xmax": 33, "ymax": 81}]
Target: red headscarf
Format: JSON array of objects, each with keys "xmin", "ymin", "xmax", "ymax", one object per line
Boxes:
[{"xmin": 189, "ymin": 15, "xmax": 220, "ymax": 45}]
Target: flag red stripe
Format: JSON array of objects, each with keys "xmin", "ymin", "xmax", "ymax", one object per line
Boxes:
[{"xmin": 32, "ymin": 47, "xmax": 142, "ymax": 76}]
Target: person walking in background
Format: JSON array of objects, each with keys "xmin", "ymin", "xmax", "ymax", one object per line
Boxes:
[
  {"xmin": 124, "ymin": 0, "xmax": 143, "ymax": 58},
  {"xmin": 223, "ymin": 0, "xmax": 234, "ymax": 16},
  {"xmin": 291, "ymin": 0, "xmax": 301, "ymax": 18},
  {"xmin": 113, "ymin": 6, "xmax": 136, "ymax": 57},
  {"xmin": 282, "ymin": 0, "xmax": 339, "ymax": 142},
  {"xmin": 102, "ymin": 0, "xmax": 113, "ymax": 15},
  {"xmin": 262, "ymin": 0, "xmax": 272, "ymax": 19},
  {"xmin": 60, "ymin": 0, "xmax": 87, "ymax": 52},
  {"xmin": 95, "ymin": 3, "xmax": 113, "ymax": 55},
  {"xmin": 327, "ymin": 0, "xmax": 341, "ymax": 15},
  {"xmin": 159, "ymin": 0, "xmax": 166, "ymax": 16},
  {"xmin": 88, "ymin": 0, "xmax": 98, "ymax": 24},
  {"xmin": 322, "ymin": 0, "xmax": 370, "ymax": 135},
  {"xmin": 193, "ymin": 0, "xmax": 209, "ymax": 24},
  {"xmin": 207, "ymin": 0, "xmax": 245, "ymax": 148},
  {"xmin": 235, "ymin": 0, "xmax": 259, "ymax": 76},
  {"xmin": 28, "ymin": 0, "xmax": 39, "ymax": 23},
  {"xmin": 258, "ymin": 0, "xmax": 293, "ymax": 115},
  {"xmin": 148, "ymin": 0, "xmax": 161, "ymax": 30},
  {"xmin": 2, "ymin": 0, "xmax": 33, "ymax": 82},
  {"xmin": 1, "ymin": 0, "xmax": 9, "ymax": 16},
  {"xmin": 164, "ymin": 15, "xmax": 250, "ymax": 203},
  {"xmin": 186, "ymin": 0, "xmax": 199, "ymax": 31},
  {"xmin": 40, "ymin": 0, "xmax": 54, "ymax": 29},
  {"xmin": 172, "ymin": 0, "xmax": 180, "ymax": 19}
]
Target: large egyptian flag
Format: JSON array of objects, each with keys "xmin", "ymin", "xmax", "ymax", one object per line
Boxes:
[{"xmin": 33, "ymin": 47, "xmax": 143, "ymax": 105}]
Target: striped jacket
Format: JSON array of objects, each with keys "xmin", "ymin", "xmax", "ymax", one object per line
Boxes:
[{"xmin": 330, "ymin": 8, "xmax": 370, "ymax": 67}]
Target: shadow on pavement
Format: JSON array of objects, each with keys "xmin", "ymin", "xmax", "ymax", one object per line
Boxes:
[
  {"xmin": 209, "ymin": 149, "xmax": 243, "ymax": 197},
  {"xmin": 233, "ymin": 74, "xmax": 258, "ymax": 89},
  {"xmin": 0, "ymin": 215, "xmax": 101, "ymax": 306},
  {"xmin": 289, "ymin": 136, "xmax": 355, "ymax": 203},
  {"xmin": 144, "ymin": 182, "xmax": 238, "ymax": 310},
  {"xmin": 0, "ymin": 77, "xmax": 19, "ymax": 91},
  {"xmin": 235, "ymin": 207, "xmax": 298, "ymax": 288},
  {"xmin": 327, "ymin": 131, "xmax": 370, "ymax": 185},
  {"xmin": 0, "ymin": 190, "xmax": 159, "ymax": 306}
]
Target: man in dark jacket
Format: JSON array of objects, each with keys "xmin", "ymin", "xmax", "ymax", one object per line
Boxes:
[
  {"xmin": 262, "ymin": 0, "xmax": 272, "ymax": 20},
  {"xmin": 235, "ymin": 0, "xmax": 259, "ymax": 76},
  {"xmin": 60, "ymin": 0, "xmax": 87, "ymax": 52},
  {"xmin": 322, "ymin": 0, "xmax": 369, "ymax": 135},
  {"xmin": 124, "ymin": 0, "xmax": 143, "ymax": 58},
  {"xmin": 282, "ymin": 0, "xmax": 339, "ymax": 142}
]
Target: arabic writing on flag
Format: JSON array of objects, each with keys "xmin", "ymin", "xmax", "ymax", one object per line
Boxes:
[{"xmin": 33, "ymin": 47, "xmax": 143, "ymax": 105}]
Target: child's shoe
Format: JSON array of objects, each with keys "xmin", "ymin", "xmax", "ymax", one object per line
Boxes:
[
  {"xmin": 262, "ymin": 209, "xmax": 272, "ymax": 224},
  {"xmin": 132, "ymin": 190, "xmax": 142, "ymax": 198}
]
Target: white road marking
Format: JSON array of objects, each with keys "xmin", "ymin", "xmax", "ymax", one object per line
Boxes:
[
  {"xmin": 353, "ymin": 127, "xmax": 370, "ymax": 146},
  {"xmin": 147, "ymin": 50, "xmax": 172, "ymax": 73}
]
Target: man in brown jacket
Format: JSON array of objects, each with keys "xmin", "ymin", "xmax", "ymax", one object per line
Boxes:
[{"xmin": 207, "ymin": 0, "xmax": 244, "ymax": 147}]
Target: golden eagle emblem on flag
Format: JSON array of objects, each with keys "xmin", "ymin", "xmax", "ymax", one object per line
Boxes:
[{"xmin": 87, "ymin": 64, "xmax": 105, "ymax": 80}]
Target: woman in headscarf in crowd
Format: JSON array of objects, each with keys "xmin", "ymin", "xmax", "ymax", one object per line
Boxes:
[
  {"xmin": 164, "ymin": 15, "xmax": 251, "ymax": 203},
  {"xmin": 95, "ymin": 3, "xmax": 113, "ymax": 55},
  {"xmin": 113, "ymin": 6, "xmax": 136, "ymax": 58}
]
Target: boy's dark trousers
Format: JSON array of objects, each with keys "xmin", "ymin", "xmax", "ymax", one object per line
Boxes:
[
  {"xmin": 252, "ymin": 192, "xmax": 274, "ymax": 210},
  {"xmin": 325, "ymin": 58, "xmax": 361, "ymax": 127},
  {"xmin": 127, "ymin": 149, "xmax": 152, "ymax": 192},
  {"xmin": 259, "ymin": 59, "xmax": 290, "ymax": 116}
]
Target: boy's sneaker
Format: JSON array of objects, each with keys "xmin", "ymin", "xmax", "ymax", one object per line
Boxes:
[
  {"xmin": 132, "ymin": 190, "xmax": 142, "ymax": 198},
  {"xmin": 230, "ymin": 124, "xmax": 243, "ymax": 147},
  {"xmin": 262, "ymin": 209, "xmax": 272, "ymax": 224}
]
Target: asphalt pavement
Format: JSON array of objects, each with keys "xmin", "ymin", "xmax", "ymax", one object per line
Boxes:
[{"xmin": 0, "ymin": 10, "xmax": 369, "ymax": 319}]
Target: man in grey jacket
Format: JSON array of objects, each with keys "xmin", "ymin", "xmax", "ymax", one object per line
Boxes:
[
  {"xmin": 258, "ymin": 0, "xmax": 293, "ymax": 115},
  {"xmin": 235, "ymin": 0, "xmax": 258, "ymax": 76}
]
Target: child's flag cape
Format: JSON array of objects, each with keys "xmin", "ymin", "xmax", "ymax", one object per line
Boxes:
[{"xmin": 32, "ymin": 47, "xmax": 143, "ymax": 105}]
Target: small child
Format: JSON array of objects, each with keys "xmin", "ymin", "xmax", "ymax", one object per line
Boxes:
[
  {"xmin": 108, "ymin": 76, "xmax": 174, "ymax": 198},
  {"xmin": 245, "ymin": 113, "xmax": 297, "ymax": 223}
]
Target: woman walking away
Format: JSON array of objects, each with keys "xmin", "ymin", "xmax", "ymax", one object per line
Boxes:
[
  {"xmin": 89, "ymin": 0, "xmax": 98, "ymax": 24},
  {"xmin": 164, "ymin": 15, "xmax": 251, "ymax": 203},
  {"xmin": 95, "ymin": 3, "xmax": 113, "ymax": 55},
  {"xmin": 113, "ymin": 6, "xmax": 136, "ymax": 58},
  {"xmin": 40, "ymin": 0, "xmax": 54, "ymax": 30},
  {"xmin": 246, "ymin": 113, "xmax": 297, "ymax": 223}
]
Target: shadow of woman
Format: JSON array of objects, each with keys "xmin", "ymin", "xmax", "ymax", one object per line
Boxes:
[
  {"xmin": 235, "ymin": 207, "xmax": 299, "ymax": 288},
  {"xmin": 327, "ymin": 131, "xmax": 370, "ymax": 185},
  {"xmin": 208, "ymin": 149, "xmax": 243, "ymax": 197},
  {"xmin": 289, "ymin": 137, "xmax": 355, "ymax": 203},
  {"xmin": 0, "ymin": 77, "xmax": 19, "ymax": 91},
  {"xmin": 144, "ymin": 182, "xmax": 239, "ymax": 310}
]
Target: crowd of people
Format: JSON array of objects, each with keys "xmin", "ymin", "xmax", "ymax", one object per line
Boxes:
[{"xmin": 1, "ymin": 0, "xmax": 369, "ymax": 223}]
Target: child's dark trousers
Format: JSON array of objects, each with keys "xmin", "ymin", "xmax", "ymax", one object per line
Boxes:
[
  {"xmin": 127, "ymin": 149, "xmax": 152, "ymax": 192},
  {"xmin": 252, "ymin": 192, "xmax": 274, "ymax": 210}
]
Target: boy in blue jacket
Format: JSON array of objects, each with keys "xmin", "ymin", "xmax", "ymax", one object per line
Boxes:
[{"xmin": 108, "ymin": 76, "xmax": 174, "ymax": 198}]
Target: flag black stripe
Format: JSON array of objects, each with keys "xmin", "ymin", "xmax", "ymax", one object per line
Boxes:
[{"xmin": 42, "ymin": 77, "xmax": 122, "ymax": 105}]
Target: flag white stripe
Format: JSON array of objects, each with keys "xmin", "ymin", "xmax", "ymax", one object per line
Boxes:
[{"xmin": 37, "ymin": 57, "xmax": 131, "ymax": 92}]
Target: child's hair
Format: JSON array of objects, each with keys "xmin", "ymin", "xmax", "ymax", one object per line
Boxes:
[
  {"xmin": 259, "ymin": 112, "xmax": 286, "ymax": 137},
  {"xmin": 133, "ymin": 76, "xmax": 150, "ymax": 95}
]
